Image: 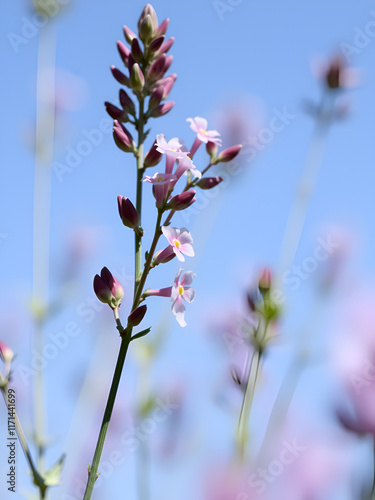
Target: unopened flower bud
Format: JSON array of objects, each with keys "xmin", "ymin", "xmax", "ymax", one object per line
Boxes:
[
  {"xmin": 0, "ymin": 341, "xmax": 13, "ymax": 364},
  {"xmin": 157, "ymin": 37, "xmax": 174, "ymax": 55},
  {"xmin": 117, "ymin": 196, "xmax": 140, "ymax": 229},
  {"xmin": 160, "ymin": 74, "xmax": 176, "ymax": 99},
  {"xmin": 150, "ymin": 101, "xmax": 174, "ymax": 118},
  {"xmin": 148, "ymin": 85, "xmax": 164, "ymax": 110},
  {"xmin": 138, "ymin": 4, "xmax": 158, "ymax": 34},
  {"xmin": 128, "ymin": 305, "xmax": 147, "ymax": 327},
  {"xmin": 258, "ymin": 268, "xmax": 271, "ymax": 294},
  {"xmin": 111, "ymin": 66, "xmax": 130, "ymax": 87},
  {"xmin": 123, "ymin": 25, "xmax": 137, "ymax": 44},
  {"xmin": 131, "ymin": 38, "xmax": 143, "ymax": 63},
  {"xmin": 167, "ymin": 190, "xmax": 196, "ymax": 210},
  {"xmin": 94, "ymin": 267, "xmax": 124, "ymax": 309},
  {"xmin": 149, "ymin": 35, "xmax": 165, "ymax": 54},
  {"xmin": 217, "ymin": 144, "xmax": 242, "ymax": 163},
  {"xmin": 119, "ymin": 89, "xmax": 136, "ymax": 115},
  {"xmin": 139, "ymin": 15, "xmax": 154, "ymax": 44},
  {"xmin": 105, "ymin": 102, "xmax": 128, "ymax": 122},
  {"xmin": 130, "ymin": 63, "xmax": 145, "ymax": 91},
  {"xmin": 325, "ymin": 56, "xmax": 344, "ymax": 90},
  {"xmin": 206, "ymin": 141, "xmax": 218, "ymax": 158},
  {"xmin": 153, "ymin": 246, "xmax": 175, "ymax": 265},
  {"xmin": 113, "ymin": 120, "xmax": 136, "ymax": 153},
  {"xmin": 144, "ymin": 141, "xmax": 163, "ymax": 168},
  {"xmin": 147, "ymin": 54, "xmax": 173, "ymax": 82},
  {"xmin": 117, "ymin": 41, "xmax": 130, "ymax": 66},
  {"xmin": 197, "ymin": 177, "xmax": 223, "ymax": 190},
  {"xmin": 156, "ymin": 18, "xmax": 169, "ymax": 36}
]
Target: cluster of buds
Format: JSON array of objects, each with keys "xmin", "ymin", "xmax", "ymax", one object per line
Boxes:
[{"xmin": 105, "ymin": 4, "xmax": 176, "ymax": 155}]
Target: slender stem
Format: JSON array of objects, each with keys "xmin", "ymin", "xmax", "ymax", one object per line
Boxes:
[
  {"xmin": 34, "ymin": 319, "xmax": 46, "ymax": 472},
  {"xmin": 82, "ymin": 334, "xmax": 131, "ymax": 500},
  {"xmin": 133, "ymin": 210, "xmax": 163, "ymax": 309},
  {"xmin": 135, "ymin": 99, "xmax": 145, "ymax": 293}
]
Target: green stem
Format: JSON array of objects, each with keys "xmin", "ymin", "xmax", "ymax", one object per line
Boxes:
[
  {"xmin": 82, "ymin": 333, "xmax": 130, "ymax": 500},
  {"xmin": 34, "ymin": 319, "xmax": 46, "ymax": 473},
  {"xmin": 133, "ymin": 210, "xmax": 163, "ymax": 309},
  {"xmin": 135, "ymin": 99, "xmax": 145, "ymax": 294}
]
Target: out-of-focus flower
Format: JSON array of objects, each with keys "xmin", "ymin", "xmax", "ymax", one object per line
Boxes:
[
  {"xmin": 144, "ymin": 269, "xmax": 196, "ymax": 327},
  {"xmin": 0, "ymin": 341, "xmax": 13, "ymax": 365},
  {"xmin": 311, "ymin": 54, "xmax": 361, "ymax": 90},
  {"xmin": 258, "ymin": 267, "xmax": 271, "ymax": 294},
  {"xmin": 93, "ymin": 267, "xmax": 124, "ymax": 310},
  {"xmin": 161, "ymin": 227, "xmax": 194, "ymax": 262}
]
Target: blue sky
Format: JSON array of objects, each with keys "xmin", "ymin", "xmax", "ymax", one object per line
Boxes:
[{"xmin": 1, "ymin": 1, "xmax": 375, "ymax": 499}]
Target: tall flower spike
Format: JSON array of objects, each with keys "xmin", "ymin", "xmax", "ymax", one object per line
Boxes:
[{"xmin": 161, "ymin": 226, "xmax": 195, "ymax": 262}]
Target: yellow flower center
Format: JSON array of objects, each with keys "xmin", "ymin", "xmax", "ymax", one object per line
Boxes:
[
  {"xmin": 156, "ymin": 177, "xmax": 163, "ymax": 182},
  {"xmin": 174, "ymin": 239, "xmax": 181, "ymax": 248},
  {"xmin": 200, "ymin": 128, "xmax": 208, "ymax": 135},
  {"xmin": 178, "ymin": 285, "xmax": 184, "ymax": 295}
]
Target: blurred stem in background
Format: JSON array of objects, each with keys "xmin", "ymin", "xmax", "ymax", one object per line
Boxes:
[{"xmin": 32, "ymin": 15, "xmax": 56, "ymax": 498}]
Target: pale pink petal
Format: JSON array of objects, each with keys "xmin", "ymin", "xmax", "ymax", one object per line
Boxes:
[
  {"xmin": 178, "ymin": 228, "xmax": 193, "ymax": 245},
  {"xmin": 168, "ymin": 137, "xmax": 183, "ymax": 151},
  {"xmin": 194, "ymin": 116, "xmax": 208, "ymax": 130},
  {"xmin": 182, "ymin": 286, "xmax": 195, "ymax": 303},
  {"xmin": 173, "ymin": 247, "xmax": 185, "ymax": 262},
  {"xmin": 174, "ymin": 268, "xmax": 183, "ymax": 287},
  {"xmin": 180, "ymin": 271, "xmax": 195, "ymax": 287},
  {"xmin": 187, "ymin": 117, "xmax": 198, "ymax": 133},
  {"xmin": 172, "ymin": 296, "xmax": 187, "ymax": 327},
  {"xmin": 155, "ymin": 133, "xmax": 168, "ymax": 153},
  {"xmin": 179, "ymin": 243, "xmax": 194, "ymax": 257},
  {"xmin": 162, "ymin": 225, "xmax": 178, "ymax": 244}
]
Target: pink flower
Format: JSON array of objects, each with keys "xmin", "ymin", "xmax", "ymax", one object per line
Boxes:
[
  {"xmin": 0, "ymin": 341, "xmax": 13, "ymax": 364},
  {"xmin": 155, "ymin": 134, "xmax": 185, "ymax": 173},
  {"xmin": 187, "ymin": 116, "xmax": 221, "ymax": 145},
  {"xmin": 142, "ymin": 172, "xmax": 177, "ymax": 208},
  {"xmin": 174, "ymin": 155, "xmax": 201, "ymax": 181},
  {"xmin": 144, "ymin": 269, "xmax": 196, "ymax": 327},
  {"xmin": 161, "ymin": 226, "xmax": 194, "ymax": 262}
]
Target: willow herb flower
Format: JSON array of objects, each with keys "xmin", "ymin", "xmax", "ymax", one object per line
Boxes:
[
  {"xmin": 161, "ymin": 226, "xmax": 194, "ymax": 262},
  {"xmin": 187, "ymin": 116, "xmax": 222, "ymax": 159},
  {"xmin": 145, "ymin": 269, "xmax": 196, "ymax": 327},
  {"xmin": 155, "ymin": 134, "xmax": 185, "ymax": 173}
]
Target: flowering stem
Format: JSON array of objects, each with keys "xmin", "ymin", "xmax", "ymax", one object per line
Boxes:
[
  {"xmin": 135, "ymin": 98, "xmax": 145, "ymax": 292},
  {"xmin": 82, "ymin": 325, "xmax": 130, "ymax": 500},
  {"xmin": 133, "ymin": 209, "xmax": 163, "ymax": 309}
]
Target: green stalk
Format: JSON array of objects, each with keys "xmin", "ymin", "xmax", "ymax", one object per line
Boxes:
[
  {"xmin": 135, "ymin": 99, "xmax": 145, "ymax": 293},
  {"xmin": 82, "ymin": 332, "xmax": 130, "ymax": 500}
]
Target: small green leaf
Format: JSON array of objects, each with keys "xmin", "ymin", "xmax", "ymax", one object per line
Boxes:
[
  {"xmin": 131, "ymin": 327, "xmax": 151, "ymax": 341},
  {"xmin": 43, "ymin": 454, "xmax": 65, "ymax": 487}
]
